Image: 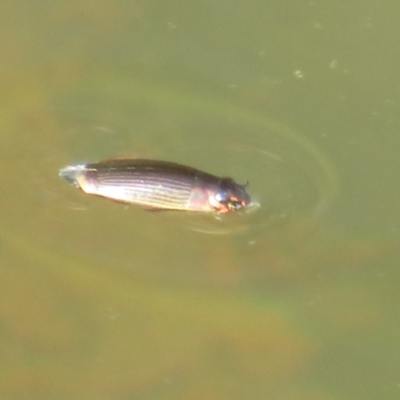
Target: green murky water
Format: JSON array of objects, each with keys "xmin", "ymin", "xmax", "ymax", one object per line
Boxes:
[{"xmin": 1, "ymin": 1, "xmax": 400, "ymax": 399}]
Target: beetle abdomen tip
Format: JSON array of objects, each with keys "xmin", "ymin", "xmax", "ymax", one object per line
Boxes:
[{"xmin": 59, "ymin": 164, "xmax": 87, "ymax": 187}]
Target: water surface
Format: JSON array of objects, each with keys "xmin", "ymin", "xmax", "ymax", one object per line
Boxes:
[{"xmin": 1, "ymin": 1, "xmax": 400, "ymax": 399}]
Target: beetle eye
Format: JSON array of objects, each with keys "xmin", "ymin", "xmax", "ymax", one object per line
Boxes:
[{"xmin": 214, "ymin": 191, "xmax": 230, "ymax": 204}]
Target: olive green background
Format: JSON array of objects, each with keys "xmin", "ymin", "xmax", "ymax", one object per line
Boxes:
[{"xmin": 0, "ymin": 1, "xmax": 399, "ymax": 399}]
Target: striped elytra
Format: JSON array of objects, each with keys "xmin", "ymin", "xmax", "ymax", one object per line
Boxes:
[{"xmin": 59, "ymin": 159, "xmax": 251, "ymax": 214}]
